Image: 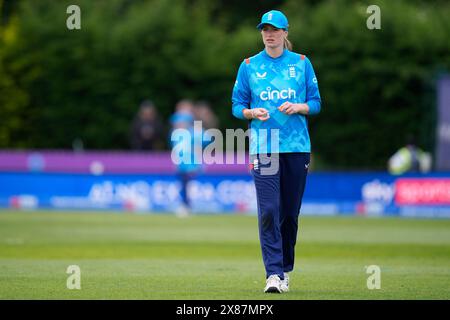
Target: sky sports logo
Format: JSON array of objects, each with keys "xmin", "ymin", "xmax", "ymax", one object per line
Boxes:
[
  {"xmin": 259, "ymin": 87, "xmax": 296, "ymax": 101},
  {"xmin": 395, "ymin": 178, "xmax": 450, "ymax": 205}
]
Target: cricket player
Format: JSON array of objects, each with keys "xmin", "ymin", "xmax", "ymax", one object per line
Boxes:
[{"xmin": 231, "ymin": 10, "xmax": 322, "ymax": 293}]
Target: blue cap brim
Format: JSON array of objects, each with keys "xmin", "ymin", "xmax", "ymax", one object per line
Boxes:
[
  {"xmin": 170, "ymin": 113, "xmax": 194, "ymax": 125},
  {"xmin": 256, "ymin": 22, "xmax": 287, "ymax": 30}
]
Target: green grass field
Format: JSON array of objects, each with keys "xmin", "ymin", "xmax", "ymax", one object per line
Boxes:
[{"xmin": 0, "ymin": 210, "xmax": 449, "ymax": 299}]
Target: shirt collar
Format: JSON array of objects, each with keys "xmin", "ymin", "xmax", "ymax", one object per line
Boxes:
[{"xmin": 262, "ymin": 48, "xmax": 288, "ymax": 62}]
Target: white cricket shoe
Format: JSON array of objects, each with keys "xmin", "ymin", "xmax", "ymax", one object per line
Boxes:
[
  {"xmin": 280, "ymin": 273, "xmax": 289, "ymax": 293},
  {"xmin": 264, "ymin": 275, "xmax": 282, "ymax": 293},
  {"xmin": 175, "ymin": 204, "xmax": 190, "ymax": 218}
]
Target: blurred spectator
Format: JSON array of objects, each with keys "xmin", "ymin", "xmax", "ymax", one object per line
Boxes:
[
  {"xmin": 169, "ymin": 105, "xmax": 212, "ymax": 217},
  {"xmin": 130, "ymin": 100, "xmax": 164, "ymax": 150},
  {"xmin": 175, "ymin": 99, "xmax": 195, "ymax": 115},
  {"xmin": 72, "ymin": 138, "xmax": 84, "ymax": 153},
  {"xmin": 388, "ymin": 135, "xmax": 432, "ymax": 175},
  {"xmin": 194, "ymin": 100, "xmax": 219, "ymax": 130}
]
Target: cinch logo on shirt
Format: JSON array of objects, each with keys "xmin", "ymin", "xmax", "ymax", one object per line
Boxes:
[{"xmin": 259, "ymin": 87, "xmax": 296, "ymax": 101}]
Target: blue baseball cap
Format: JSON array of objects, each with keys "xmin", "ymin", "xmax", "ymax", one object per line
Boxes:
[
  {"xmin": 256, "ymin": 10, "xmax": 289, "ymax": 30},
  {"xmin": 170, "ymin": 112, "xmax": 194, "ymax": 125}
]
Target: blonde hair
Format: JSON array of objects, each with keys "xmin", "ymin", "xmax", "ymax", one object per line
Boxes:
[{"xmin": 284, "ymin": 37, "xmax": 293, "ymax": 51}]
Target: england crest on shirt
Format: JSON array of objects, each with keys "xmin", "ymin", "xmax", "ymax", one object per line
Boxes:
[{"xmin": 287, "ymin": 64, "xmax": 296, "ymax": 78}]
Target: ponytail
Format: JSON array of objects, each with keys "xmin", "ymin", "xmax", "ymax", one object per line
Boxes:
[{"xmin": 284, "ymin": 37, "xmax": 293, "ymax": 51}]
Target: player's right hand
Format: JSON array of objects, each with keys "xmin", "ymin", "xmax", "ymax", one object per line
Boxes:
[{"xmin": 251, "ymin": 108, "xmax": 270, "ymax": 121}]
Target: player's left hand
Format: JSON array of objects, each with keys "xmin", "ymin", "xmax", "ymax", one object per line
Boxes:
[{"xmin": 278, "ymin": 102, "xmax": 308, "ymax": 115}]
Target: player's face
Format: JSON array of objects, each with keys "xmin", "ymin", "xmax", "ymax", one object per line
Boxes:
[{"xmin": 261, "ymin": 25, "xmax": 287, "ymax": 49}]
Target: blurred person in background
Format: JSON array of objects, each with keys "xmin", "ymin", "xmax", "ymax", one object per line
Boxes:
[
  {"xmin": 231, "ymin": 10, "xmax": 321, "ymax": 293},
  {"xmin": 388, "ymin": 134, "xmax": 432, "ymax": 175},
  {"xmin": 169, "ymin": 108, "xmax": 212, "ymax": 217},
  {"xmin": 194, "ymin": 100, "xmax": 219, "ymax": 130},
  {"xmin": 174, "ymin": 99, "xmax": 195, "ymax": 116},
  {"xmin": 130, "ymin": 100, "xmax": 164, "ymax": 150}
]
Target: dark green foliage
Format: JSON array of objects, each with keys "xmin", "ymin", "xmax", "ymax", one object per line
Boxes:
[
  {"xmin": 0, "ymin": 0, "xmax": 449, "ymax": 169},
  {"xmin": 290, "ymin": 0, "xmax": 449, "ymax": 169}
]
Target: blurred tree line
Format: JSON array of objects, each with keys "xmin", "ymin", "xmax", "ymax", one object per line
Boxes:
[{"xmin": 0, "ymin": 0, "xmax": 449, "ymax": 169}]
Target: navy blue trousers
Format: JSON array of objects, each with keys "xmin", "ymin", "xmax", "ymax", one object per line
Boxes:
[
  {"xmin": 251, "ymin": 152, "xmax": 310, "ymax": 279},
  {"xmin": 177, "ymin": 172, "xmax": 195, "ymax": 207}
]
